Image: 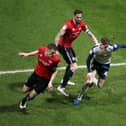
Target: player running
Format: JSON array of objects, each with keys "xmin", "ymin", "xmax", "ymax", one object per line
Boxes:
[
  {"xmin": 55, "ymin": 9, "xmax": 98, "ymax": 96},
  {"xmin": 74, "ymin": 37, "xmax": 126, "ymax": 105},
  {"xmin": 18, "ymin": 43, "xmax": 60, "ymax": 110}
]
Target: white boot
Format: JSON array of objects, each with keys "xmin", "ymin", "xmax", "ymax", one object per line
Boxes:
[
  {"xmin": 57, "ymin": 85, "xmax": 69, "ymax": 96},
  {"xmin": 60, "ymin": 79, "xmax": 75, "ymax": 86}
]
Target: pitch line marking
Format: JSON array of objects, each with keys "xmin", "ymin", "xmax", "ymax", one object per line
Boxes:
[{"xmin": 0, "ymin": 62, "xmax": 126, "ymax": 75}]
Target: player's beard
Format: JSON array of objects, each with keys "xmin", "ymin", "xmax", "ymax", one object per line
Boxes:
[{"xmin": 75, "ymin": 20, "xmax": 81, "ymax": 25}]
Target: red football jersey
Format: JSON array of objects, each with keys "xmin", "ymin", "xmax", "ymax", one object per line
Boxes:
[
  {"xmin": 34, "ymin": 46, "xmax": 60, "ymax": 79},
  {"xmin": 58, "ymin": 19, "xmax": 87, "ymax": 48}
]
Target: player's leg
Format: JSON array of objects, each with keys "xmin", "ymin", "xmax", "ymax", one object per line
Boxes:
[
  {"xmin": 67, "ymin": 49, "xmax": 78, "ymax": 85},
  {"xmin": 74, "ymin": 78, "xmax": 105, "ymax": 105},
  {"xmin": 22, "ymin": 85, "xmax": 31, "ymax": 93},
  {"xmin": 19, "ymin": 72, "xmax": 38, "ymax": 109},
  {"xmin": 96, "ymin": 63, "xmax": 110, "ymax": 88},
  {"xmin": 21, "ymin": 72, "xmax": 37, "ymax": 93},
  {"xmin": 74, "ymin": 83, "xmax": 93, "ymax": 105},
  {"xmin": 61, "ymin": 63, "xmax": 77, "ymax": 87},
  {"xmin": 77, "ymin": 63, "xmax": 109, "ymax": 99},
  {"xmin": 97, "ymin": 78, "xmax": 105, "ymax": 88},
  {"xmin": 19, "ymin": 89, "xmax": 38, "ymax": 109},
  {"xmin": 19, "ymin": 75, "xmax": 49, "ymax": 110},
  {"xmin": 57, "ymin": 47, "xmax": 77, "ymax": 96},
  {"xmin": 60, "ymin": 65, "xmax": 76, "ymax": 85},
  {"xmin": 92, "ymin": 70, "xmax": 98, "ymax": 86},
  {"xmin": 74, "ymin": 71, "xmax": 95, "ymax": 105},
  {"xmin": 58, "ymin": 46, "xmax": 77, "ymax": 87},
  {"xmin": 74, "ymin": 62, "xmax": 98, "ymax": 102},
  {"xmin": 57, "ymin": 63, "xmax": 77, "ymax": 96}
]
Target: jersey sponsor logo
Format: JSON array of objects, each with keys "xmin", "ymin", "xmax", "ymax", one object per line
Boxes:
[
  {"xmin": 39, "ymin": 58, "xmax": 53, "ymax": 66},
  {"xmin": 39, "ymin": 59, "xmax": 50, "ymax": 66},
  {"xmin": 71, "ymin": 31, "xmax": 80, "ymax": 36}
]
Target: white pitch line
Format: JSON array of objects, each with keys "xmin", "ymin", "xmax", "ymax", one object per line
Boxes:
[{"xmin": 0, "ymin": 62, "xmax": 126, "ymax": 75}]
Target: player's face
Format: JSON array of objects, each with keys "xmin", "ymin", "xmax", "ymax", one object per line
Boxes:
[
  {"xmin": 100, "ymin": 43, "xmax": 109, "ymax": 49},
  {"xmin": 47, "ymin": 49, "xmax": 56, "ymax": 57},
  {"xmin": 74, "ymin": 13, "xmax": 82, "ymax": 24}
]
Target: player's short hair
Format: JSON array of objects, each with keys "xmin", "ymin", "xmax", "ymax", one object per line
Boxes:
[
  {"xmin": 74, "ymin": 9, "xmax": 83, "ymax": 15},
  {"xmin": 47, "ymin": 43, "xmax": 57, "ymax": 50},
  {"xmin": 100, "ymin": 37, "xmax": 110, "ymax": 45}
]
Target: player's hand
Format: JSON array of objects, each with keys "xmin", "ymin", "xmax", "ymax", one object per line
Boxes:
[
  {"xmin": 47, "ymin": 83, "xmax": 53, "ymax": 92},
  {"xmin": 18, "ymin": 52, "xmax": 28, "ymax": 57}
]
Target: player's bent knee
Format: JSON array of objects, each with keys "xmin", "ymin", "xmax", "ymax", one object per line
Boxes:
[
  {"xmin": 97, "ymin": 83, "xmax": 104, "ymax": 88},
  {"xmin": 71, "ymin": 67, "xmax": 77, "ymax": 72},
  {"xmin": 29, "ymin": 90, "xmax": 38, "ymax": 97},
  {"xmin": 70, "ymin": 64, "xmax": 78, "ymax": 72},
  {"xmin": 22, "ymin": 85, "xmax": 30, "ymax": 93},
  {"xmin": 22, "ymin": 88, "xmax": 28, "ymax": 93},
  {"xmin": 97, "ymin": 79, "xmax": 105, "ymax": 88}
]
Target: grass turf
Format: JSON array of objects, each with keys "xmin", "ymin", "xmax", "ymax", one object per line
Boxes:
[{"xmin": 0, "ymin": 0, "xmax": 126, "ymax": 126}]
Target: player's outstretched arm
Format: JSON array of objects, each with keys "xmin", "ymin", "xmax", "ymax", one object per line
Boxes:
[
  {"xmin": 85, "ymin": 29, "xmax": 99, "ymax": 45},
  {"xmin": 117, "ymin": 44, "xmax": 126, "ymax": 49},
  {"xmin": 18, "ymin": 50, "xmax": 38, "ymax": 57}
]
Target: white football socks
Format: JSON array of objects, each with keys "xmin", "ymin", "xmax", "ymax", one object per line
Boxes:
[{"xmin": 93, "ymin": 77, "xmax": 98, "ymax": 86}]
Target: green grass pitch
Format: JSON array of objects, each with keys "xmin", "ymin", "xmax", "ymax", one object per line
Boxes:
[{"xmin": 0, "ymin": 0, "xmax": 126, "ymax": 126}]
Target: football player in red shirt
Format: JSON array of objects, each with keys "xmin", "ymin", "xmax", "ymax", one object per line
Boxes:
[
  {"xmin": 55, "ymin": 9, "xmax": 98, "ymax": 96},
  {"xmin": 18, "ymin": 43, "xmax": 60, "ymax": 110}
]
